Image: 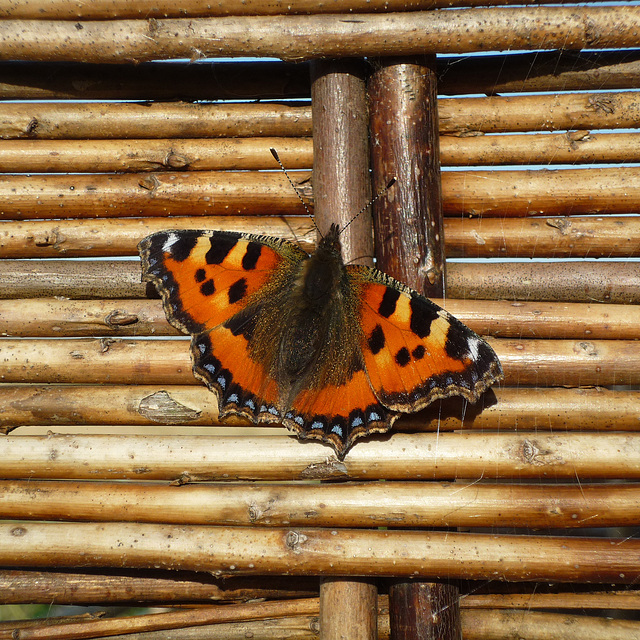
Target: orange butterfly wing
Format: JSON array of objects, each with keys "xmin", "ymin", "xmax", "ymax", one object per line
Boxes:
[
  {"xmin": 349, "ymin": 265, "xmax": 503, "ymax": 413},
  {"xmin": 139, "ymin": 230, "xmax": 305, "ymax": 420},
  {"xmin": 286, "ymin": 367, "xmax": 395, "ymax": 456}
]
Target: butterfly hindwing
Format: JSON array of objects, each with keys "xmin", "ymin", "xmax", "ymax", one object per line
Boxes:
[
  {"xmin": 349, "ymin": 265, "xmax": 503, "ymax": 412},
  {"xmin": 191, "ymin": 328, "xmax": 282, "ymax": 423},
  {"xmin": 286, "ymin": 366, "xmax": 395, "ymax": 455}
]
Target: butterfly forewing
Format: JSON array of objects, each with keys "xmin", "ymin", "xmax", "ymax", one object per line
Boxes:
[
  {"xmin": 350, "ymin": 266, "xmax": 503, "ymax": 412},
  {"xmin": 139, "ymin": 230, "xmax": 301, "ymax": 335}
]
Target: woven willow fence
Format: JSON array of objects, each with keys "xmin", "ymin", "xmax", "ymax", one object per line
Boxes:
[{"xmin": 1, "ymin": 1, "xmax": 640, "ymax": 639}]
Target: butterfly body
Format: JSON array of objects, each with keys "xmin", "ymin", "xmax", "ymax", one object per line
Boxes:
[{"xmin": 139, "ymin": 225, "xmax": 502, "ymax": 458}]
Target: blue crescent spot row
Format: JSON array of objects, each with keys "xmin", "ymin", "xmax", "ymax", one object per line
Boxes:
[{"xmin": 192, "ymin": 333, "xmax": 390, "ymax": 445}]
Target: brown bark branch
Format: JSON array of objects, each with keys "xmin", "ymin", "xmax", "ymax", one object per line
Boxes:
[
  {"xmin": 369, "ymin": 57, "xmax": 444, "ymax": 296},
  {"xmin": 1, "ymin": 8, "xmax": 638, "ymax": 64},
  {"xmin": 0, "ymin": 217, "xmax": 315, "ymax": 259},
  {"xmin": 2, "ymin": 260, "xmax": 637, "ymax": 303},
  {"xmin": 1, "ymin": 336, "xmax": 639, "ymax": 386},
  {"xmin": 441, "ymin": 131, "xmax": 640, "ymax": 166},
  {"xmin": 441, "ymin": 166, "xmax": 640, "ymax": 217},
  {"xmin": 2, "ymin": 478, "xmax": 639, "ymax": 530},
  {"xmin": 0, "ymin": 522, "xmax": 638, "ymax": 583},
  {"xmin": 443, "ymin": 215, "xmax": 640, "ymax": 259},
  {"xmin": 0, "ymin": 215, "xmax": 637, "ymax": 260},
  {"xmin": 446, "ymin": 261, "xmax": 640, "ymax": 304},
  {"xmin": 0, "ymin": 101, "xmax": 312, "ymax": 140},
  {"xmin": 2, "ymin": 131, "xmax": 639, "ymax": 172},
  {"xmin": 461, "ymin": 610, "xmax": 640, "ymax": 640},
  {"xmin": 2, "ymin": 569, "xmax": 640, "ymax": 611},
  {"xmin": 319, "ymin": 578, "xmax": 377, "ymax": 640},
  {"xmin": 310, "ymin": 59, "xmax": 373, "ymax": 264},
  {"xmin": 3, "ymin": 386, "xmax": 639, "ymax": 433},
  {"xmin": 1, "ymin": 166, "xmax": 636, "ymax": 220},
  {"xmin": 0, "ymin": 568, "xmax": 317, "ymax": 605},
  {"xmin": 462, "ymin": 589, "xmax": 640, "ymax": 612},
  {"xmin": 0, "ymin": 138, "xmax": 313, "ymax": 172},
  {"xmin": 0, "ymin": 597, "xmax": 319, "ymax": 640},
  {"xmin": 2, "ymin": 91, "xmax": 639, "ymax": 141},
  {"xmin": 3, "ymin": 0, "xmax": 614, "ymax": 20},
  {"xmin": 439, "ymin": 91, "xmax": 640, "ymax": 134},
  {"xmin": 1, "ymin": 609, "xmax": 640, "ymax": 640},
  {"xmin": 0, "ymin": 171, "xmax": 311, "ymax": 220},
  {"xmin": 0, "ymin": 432, "xmax": 638, "ymax": 481}
]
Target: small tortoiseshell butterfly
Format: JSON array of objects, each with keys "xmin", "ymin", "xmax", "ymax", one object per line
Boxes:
[{"xmin": 139, "ymin": 225, "xmax": 502, "ymax": 458}]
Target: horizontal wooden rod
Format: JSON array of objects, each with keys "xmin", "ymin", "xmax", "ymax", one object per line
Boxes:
[
  {"xmin": 1, "ymin": 214, "xmax": 638, "ymax": 260},
  {"xmin": 0, "ymin": 569, "xmax": 639, "ymax": 612},
  {"xmin": 462, "ymin": 589, "xmax": 640, "ymax": 613},
  {"xmin": 446, "ymin": 261, "xmax": 640, "ymax": 304},
  {"xmin": 1, "ymin": 132, "xmax": 639, "ymax": 172},
  {"xmin": 0, "ymin": 432, "xmax": 639, "ymax": 481},
  {"xmin": 0, "ymin": 166, "xmax": 637, "ymax": 220},
  {"xmin": 0, "ymin": 521, "xmax": 638, "ymax": 583},
  {"xmin": 4, "ymin": 297, "xmax": 640, "ymax": 339},
  {"xmin": 0, "ymin": 216, "xmax": 315, "ymax": 259},
  {"xmin": 7, "ymin": 609, "xmax": 638, "ymax": 640},
  {"xmin": 3, "ymin": 386, "xmax": 639, "ymax": 434},
  {"xmin": 441, "ymin": 166, "xmax": 640, "ymax": 217},
  {"xmin": 0, "ymin": 596, "xmax": 319, "ymax": 640},
  {"xmin": 0, "ymin": 171, "xmax": 312, "ymax": 220},
  {"xmin": 1, "ymin": 336, "xmax": 639, "ymax": 386},
  {"xmin": 1, "ymin": 479, "xmax": 638, "ymax": 530},
  {"xmin": 0, "ymin": 138, "xmax": 314, "ymax": 173},
  {"xmin": 1, "ymin": 259, "xmax": 637, "ymax": 303},
  {"xmin": 444, "ymin": 215, "xmax": 640, "ymax": 259},
  {"xmin": 0, "ymin": 608, "xmax": 639, "ymax": 640},
  {"xmin": 0, "ymin": 568, "xmax": 318, "ymax": 605},
  {"xmin": 1, "ymin": 569, "xmax": 639, "ymax": 612},
  {"xmin": 0, "ymin": 102, "xmax": 313, "ymax": 140},
  {"xmin": 3, "ymin": 0, "xmax": 612, "ymax": 20},
  {"xmin": 441, "ymin": 131, "xmax": 640, "ymax": 166},
  {"xmin": 1, "ymin": 91, "xmax": 638, "ymax": 140},
  {"xmin": 1, "ymin": 8, "xmax": 637, "ymax": 63},
  {"xmin": 440, "ymin": 91, "xmax": 640, "ymax": 134},
  {"xmin": 460, "ymin": 610, "xmax": 640, "ymax": 640}
]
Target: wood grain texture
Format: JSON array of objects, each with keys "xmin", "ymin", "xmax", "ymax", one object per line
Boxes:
[
  {"xmin": 0, "ymin": 8, "xmax": 638, "ymax": 63},
  {"xmin": 369, "ymin": 57, "xmax": 444, "ymax": 296}
]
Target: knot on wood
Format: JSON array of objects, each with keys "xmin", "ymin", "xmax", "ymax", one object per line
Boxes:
[
  {"xmin": 285, "ymin": 530, "xmax": 307, "ymax": 553},
  {"xmin": 105, "ymin": 310, "xmax": 140, "ymax": 328},
  {"xmin": 138, "ymin": 391, "xmax": 201, "ymax": 424}
]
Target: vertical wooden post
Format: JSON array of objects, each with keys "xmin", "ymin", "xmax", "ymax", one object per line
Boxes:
[
  {"xmin": 310, "ymin": 59, "xmax": 374, "ymax": 265},
  {"xmin": 320, "ymin": 578, "xmax": 378, "ymax": 640},
  {"xmin": 389, "ymin": 582, "xmax": 462, "ymax": 640},
  {"xmin": 368, "ymin": 58, "xmax": 460, "ymax": 640},
  {"xmin": 311, "ymin": 58, "xmax": 377, "ymax": 640},
  {"xmin": 368, "ymin": 56, "xmax": 445, "ymax": 298}
]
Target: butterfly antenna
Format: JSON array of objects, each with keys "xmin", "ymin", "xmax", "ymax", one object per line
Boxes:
[
  {"xmin": 340, "ymin": 177, "xmax": 397, "ymax": 234},
  {"xmin": 270, "ymin": 148, "xmax": 319, "ymax": 235}
]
